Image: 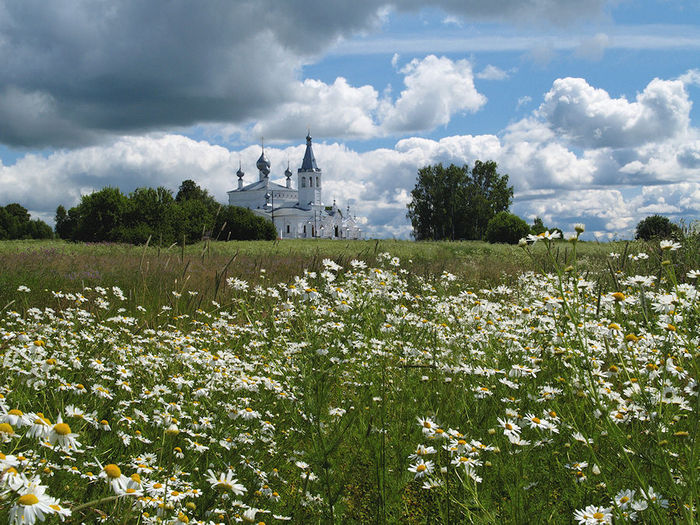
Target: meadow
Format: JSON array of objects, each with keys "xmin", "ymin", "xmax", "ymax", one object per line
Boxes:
[{"xmin": 0, "ymin": 233, "xmax": 697, "ymax": 524}]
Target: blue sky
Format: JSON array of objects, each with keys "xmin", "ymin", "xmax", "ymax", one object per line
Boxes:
[{"xmin": 0, "ymin": 0, "xmax": 699, "ymax": 239}]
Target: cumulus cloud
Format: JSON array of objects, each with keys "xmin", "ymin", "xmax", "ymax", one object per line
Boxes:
[
  {"xmin": 3, "ymin": 70, "xmax": 699, "ymax": 240},
  {"xmin": 0, "ymin": 0, "xmax": 609, "ymax": 148},
  {"xmin": 380, "ymin": 55, "xmax": 487, "ymax": 133},
  {"xmin": 538, "ymin": 77, "xmax": 692, "ymax": 149}
]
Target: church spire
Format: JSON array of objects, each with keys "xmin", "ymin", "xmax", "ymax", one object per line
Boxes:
[{"xmin": 299, "ymin": 132, "xmax": 319, "ymax": 172}]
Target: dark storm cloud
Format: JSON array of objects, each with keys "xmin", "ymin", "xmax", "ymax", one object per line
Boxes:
[{"xmin": 0, "ymin": 0, "xmax": 607, "ymax": 148}]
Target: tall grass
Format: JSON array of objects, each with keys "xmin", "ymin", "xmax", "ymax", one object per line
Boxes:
[{"xmin": 0, "ymin": 234, "xmax": 696, "ymax": 523}]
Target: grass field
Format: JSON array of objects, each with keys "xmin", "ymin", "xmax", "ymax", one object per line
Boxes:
[{"xmin": 0, "ymin": 235, "xmax": 697, "ymax": 523}]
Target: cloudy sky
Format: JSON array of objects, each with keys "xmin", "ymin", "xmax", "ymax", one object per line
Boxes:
[{"xmin": 0, "ymin": 0, "xmax": 699, "ymax": 239}]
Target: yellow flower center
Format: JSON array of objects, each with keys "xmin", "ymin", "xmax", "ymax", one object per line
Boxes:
[
  {"xmin": 104, "ymin": 464, "xmax": 122, "ymax": 478},
  {"xmin": 416, "ymin": 464, "xmax": 427, "ymax": 472},
  {"xmin": 0, "ymin": 423, "xmax": 14, "ymax": 434},
  {"xmin": 54, "ymin": 422, "xmax": 71, "ymax": 435},
  {"xmin": 592, "ymin": 512, "xmax": 604, "ymax": 520},
  {"xmin": 8, "ymin": 409, "xmax": 23, "ymax": 416},
  {"xmin": 620, "ymin": 496, "xmax": 629, "ymax": 503},
  {"xmin": 131, "ymin": 473, "xmax": 141, "ymax": 483},
  {"xmin": 531, "ymin": 417, "xmax": 541, "ymax": 424},
  {"xmin": 17, "ymin": 494, "xmax": 39, "ymax": 506}
]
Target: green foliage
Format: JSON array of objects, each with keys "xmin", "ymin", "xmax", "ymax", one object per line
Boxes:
[
  {"xmin": 406, "ymin": 161, "xmax": 513, "ymax": 240},
  {"xmin": 0, "ymin": 202, "xmax": 53, "ymax": 240},
  {"xmin": 213, "ymin": 205, "xmax": 276, "ymax": 241},
  {"xmin": 485, "ymin": 211, "xmax": 530, "ymax": 244},
  {"xmin": 70, "ymin": 187, "xmax": 130, "ymax": 242},
  {"xmin": 635, "ymin": 214, "xmax": 682, "ymax": 240},
  {"xmin": 55, "ymin": 181, "xmax": 273, "ymax": 245}
]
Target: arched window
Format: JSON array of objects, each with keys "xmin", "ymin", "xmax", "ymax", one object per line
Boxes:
[
  {"xmin": 301, "ymin": 177, "xmax": 306, "ymax": 188},
  {"xmin": 316, "ymin": 176, "xmax": 320, "ymax": 187},
  {"xmin": 309, "ymin": 177, "xmax": 313, "ymax": 187}
]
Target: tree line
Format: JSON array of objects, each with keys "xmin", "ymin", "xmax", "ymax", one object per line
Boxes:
[
  {"xmin": 55, "ymin": 179, "xmax": 275, "ymax": 244},
  {"xmin": 406, "ymin": 161, "xmax": 684, "ymax": 244},
  {"xmin": 0, "ymin": 203, "xmax": 53, "ymax": 240}
]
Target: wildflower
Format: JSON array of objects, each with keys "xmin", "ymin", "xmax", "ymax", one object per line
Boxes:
[
  {"xmin": 497, "ymin": 417, "xmax": 521, "ymax": 439},
  {"xmin": 1, "ymin": 409, "xmax": 31, "ymax": 428},
  {"xmin": 205, "ymin": 469, "xmax": 247, "ymax": 495},
  {"xmin": 573, "ymin": 505, "xmax": 613, "ymax": 524},
  {"xmin": 48, "ymin": 417, "xmax": 81, "ymax": 452},
  {"xmin": 9, "ymin": 478, "xmax": 63, "ymax": 525},
  {"xmin": 574, "ymin": 223, "xmax": 585, "ymax": 234},
  {"xmin": 613, "ymin": 489, "xmax": 635, "ymax": 509},
  {"xmin": 408, "ymin": 459, "xmax": 434, "ymax": 479},
  {"xmin": 659, "ymin": 240, "xmax": 681, "ymax": 251},
  {"xmin": 100, "ymin": 463, "xmax": 129, "ymax": 494}
]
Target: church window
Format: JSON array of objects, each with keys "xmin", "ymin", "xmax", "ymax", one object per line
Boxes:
[
  {"xmin": 286, "ymin": 225, "xmax": 290, "ymax": 234},
  {"xmin": 302, "ymin": 177, "xmax": 306, "ymax": 188},
  {"xmin": 316, "ymin": 176, "xmax": 320, "ymax": 187},
  {"xmin": 303, "ymin": 225, "xmax": 307, "ymax": 234},
  {"xmin": 309, "ymin": 177, "xmax": 313, "ymax": 187}
]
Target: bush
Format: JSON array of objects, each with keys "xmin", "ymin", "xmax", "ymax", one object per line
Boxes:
[
  {"xmin": 485, "ymin": 212, "xmax": 530, "ymax": 244},
  {"xmin": 635, "ymin": 215, "xmax": 681, "ymax": 241}
]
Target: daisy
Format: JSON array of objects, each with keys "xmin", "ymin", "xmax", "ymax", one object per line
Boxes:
[
  {"xmin": 8, "ymin": 478, "xmax": 61, "ymax": 525},
  {"xmin": 99, "ymin": 463, "xmax": 129, "ymax": 495},
  {"xmin": 573, "ymin": 505, "xmax": 613, "ymax": 524},
  {"xmin": 48, "ymin": 417, "xmax": 81, "ymax": 452},
  {"xmin": 205, "ymin": 469, "xmax": 247, "ymax": 495},
  {"xmin": 408, "ymin": 459, "xmax": 434, "ymax": 479}
]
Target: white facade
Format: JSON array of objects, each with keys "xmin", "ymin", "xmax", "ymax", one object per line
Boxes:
[{"xmin": 227, "ymin": 135, "xmax": 363, "ymax": 239}]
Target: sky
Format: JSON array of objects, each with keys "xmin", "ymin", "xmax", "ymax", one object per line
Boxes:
[{"xmin": 0, "ymin": 0, "xmax": 699, "ymax": 240}]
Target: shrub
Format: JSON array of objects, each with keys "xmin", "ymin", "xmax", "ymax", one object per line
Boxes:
[{"xmin": 484, "ymin": 211, "xmax": 530, "ymax": 244}]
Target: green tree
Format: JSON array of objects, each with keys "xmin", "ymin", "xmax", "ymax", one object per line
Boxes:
[
  {"xmin": 406, "ymin": 161, "xmax": 513, "ymax": 240},
  {"xmin": 485, "ymin": 212, "xmax": 531, "ymax": 244},
  {"xmin": 118, "ymin": 187, "xmax": 177, "ymax": 244},
  {"xmin": 213, "ymin": 205, "xmax": 276, "ymax": 241},
  {"xmin": 71, "ymin": 187, "xmax": 129, "ymax": 242},
  {"xmin": 0, "ymin": 203, "xmax": 52, "ymax": 239},
  {"xmin": 635, "ymin": 214, "xmax": 681, "ymax": 241}
]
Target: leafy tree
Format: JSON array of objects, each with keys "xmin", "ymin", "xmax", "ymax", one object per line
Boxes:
[
  {"xmin": 213, "ymin": 205, "xmax": 276, "ymax": 241},
  {"xmin": 406, "ymin": 161, "xmax": 513, "ymax": 240},
  {"xmin": 119, "ymin": 187, "xmax": 176, "ymax": 244},
  {"xmin": 0, "ymin": 203, "xmax": 53, "ymax": 240},
  {"xmin": 531, "ymin": 217, "xmax": 547, "ymax": 236},
  {"xmin": 55, "ymin": 180, "xmax": 273, "ymax": 244},
  {"xmin": 635, "ymin": 214, "xmax": 681, "ymax": 241},
  {"xmin": 71, "ymin": 187, "xmax": 130, "ymax": 242},
  {"xmin": 485, "ymin": 212, "xmax": 531, "ymax": 244},
  {"xmin": 176, "ymin": 179, "xmax": 216, "ymax": 207}
]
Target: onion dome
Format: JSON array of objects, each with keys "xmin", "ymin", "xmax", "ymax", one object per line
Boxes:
[
  {"xmin": 256, "ymin": 149, "xmax": 270, "ymax": 176},
  {"xmin": 285, "ymin": 162, "xmax": 292, "ymax": 179},
  {"xmin": 236, "ymin": 161, "xmax": 244, "ymax": 179}
]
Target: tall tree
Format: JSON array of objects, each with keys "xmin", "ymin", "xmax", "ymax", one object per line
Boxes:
[{"xmin": 406, "ymin": 162, "xmax": 513, "ymax": 241}]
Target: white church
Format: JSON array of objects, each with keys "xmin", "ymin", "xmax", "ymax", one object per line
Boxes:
[{"xmin": 227, "ymin": 134, "xmax": 363, "ymax": 240}]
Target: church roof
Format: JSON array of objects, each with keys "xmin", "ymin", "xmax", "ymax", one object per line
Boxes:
[
  {"xmin": 299, "ymin": 133, "xmax": 320, "ymax": 172},
  {"xmin": 228, "ymin": 179, "xmax": 290, "ymax": 193}
]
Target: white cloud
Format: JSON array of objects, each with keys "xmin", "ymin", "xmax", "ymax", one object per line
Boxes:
[
  {"xmin": 2, "ymin": 71, "xmax": 699, "ymax": 240},
  {"xmin": 538, "ymin": 76, "xmax": 692, "ymax": 149},
  {"xmin": 380, "ymin": 55, "xmax": 487, "ymax": 133},
  {"xmin": 476, "ymin": 65, "xmax": 510, "ymax": 80},
  {"xmin": 250, "ymin": 78, "xmax": 380, "ymax": 141}
]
